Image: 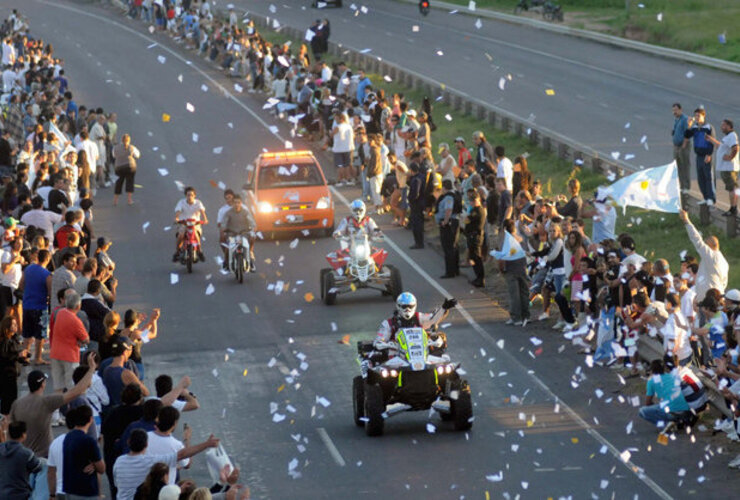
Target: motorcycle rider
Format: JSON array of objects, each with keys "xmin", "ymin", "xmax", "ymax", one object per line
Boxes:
[
  {"xmin": 333, "ymin": 199, "xmax": 380, "ymax": 239},
  {"xmin": 173, "ymin": 186, "xmax": 208, "ymax": 262},
  {"xmin": 217, "ymin": 189, "xmax": 235, "ymax": 270},
  {"xmin": 220, "ymin": 194, "xmax": 257, "ymax": 272},
  {"xmin": 374, "ymin": 292, "xmax": 457, "ymax": 353}
]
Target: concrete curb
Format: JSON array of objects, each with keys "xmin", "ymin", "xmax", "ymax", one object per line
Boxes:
[{"xmin": 396, "ymin": 0, "xmax": 740, "ymax": 74}]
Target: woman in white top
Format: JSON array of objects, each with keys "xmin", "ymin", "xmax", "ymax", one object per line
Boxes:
[{"xmin": 663, "ymin": 293, "xmax": 693, "ymax": 366}]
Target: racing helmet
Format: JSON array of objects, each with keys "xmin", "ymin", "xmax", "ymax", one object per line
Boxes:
[
  {"xmin": 396, "ymin": 292, "xmax": 417, "ymax": 320},
  {"xmin": 350, "ymin": 199, "xmax": 366, "ymax": 222}
]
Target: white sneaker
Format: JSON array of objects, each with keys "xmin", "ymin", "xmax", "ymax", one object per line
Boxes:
[
  {"xmin": 562, "ymin": 322, "xmax": 577, "ymax": 332},
  {"xmin": 722, "ymin": 420, "xmax": 738, "ymax": 434},
  {"xmin": 726, "ymin": 431, "xmax": 740, "ymax": 442},
  {"xmin": 729, "ymin": 454, "xmax": 740, "ymax": 469},
  {"xmin": 336, "ymin": 180, "xmax": 345, "ymax": 186},
  {"xmin": 505, "ymin": 318, "xmax": 514, "ymax": 325},
  {"xmin": 715, "ymin": 419, "xmax": 734, "ymax": 432},
  {"xmin": 346, "ymin": 179, "xmax": 356, "ymax": 186},
  {"xmin": 521, "ymin": 318, "xmax": 528, "ymax": 327},
  {"xmin": 552, "ymin": 320, "xmax": 566, "ymax": 330},
  {"xmin": 514, "ymin": 320, "xmax": 523, "ymax": 326},
  {"xmin": 537, "ymin": 312, "xmax": 549, "ymax": 321}
]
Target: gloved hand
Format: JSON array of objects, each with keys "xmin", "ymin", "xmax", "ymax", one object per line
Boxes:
[{"xmin": 442, "ymin": 298, "xmax": 458, "ymax": 310}]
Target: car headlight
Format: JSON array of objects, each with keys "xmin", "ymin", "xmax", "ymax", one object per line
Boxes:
[
  {"xmin": 258, "ymin": 201, "xmax": 272, "ymax": 213},
  {"xmin": 316, "ymin": 196, "xmax": 331, "ymax": 210}
]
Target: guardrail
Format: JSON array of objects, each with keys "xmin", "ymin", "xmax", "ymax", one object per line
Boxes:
[{"xmin": 251, "ymin": 14, "xmax": 737, "ymax": 238}]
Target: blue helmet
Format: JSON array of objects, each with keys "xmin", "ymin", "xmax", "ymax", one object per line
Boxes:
[
  {"xmin": 350, "ymin": 199, "xmax": 366, "ymax": 221},
  {"xmin": 396, "ymin": 292, "xmax": 417, "ymax": 320}
]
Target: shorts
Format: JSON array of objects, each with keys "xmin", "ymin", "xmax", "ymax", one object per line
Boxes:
[
  {"xmin": 721, "ymin": 170, "xmax": 738, "ymax": 191},
  {"xmin": 400, "ymin": 187, "xmax": 409, "ymax": 210},
  {"xmin": 22, "ymin": 308, "xmax": 44, "ymax": 339},
  {"xmin": 333, "ymin": 152, "xmax": 351, "ymax": 169}
]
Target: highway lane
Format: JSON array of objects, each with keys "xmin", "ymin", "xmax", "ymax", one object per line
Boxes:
[
  {"xmin": 239, "ymin": 0, "xmax": 740, "ymax": 202},
  {"xmin": 13, "ymin": 0, "xmax": 737, "ymax": 497}
]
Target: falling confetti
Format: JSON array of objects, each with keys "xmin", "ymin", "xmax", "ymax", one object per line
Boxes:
[
  {"xmin": 545, "ymin": 89, "xmax": 555, "ymax": 96},
  {"xmin": 162, "ymin": 113, "xmax": 171, "ymax": 122}
]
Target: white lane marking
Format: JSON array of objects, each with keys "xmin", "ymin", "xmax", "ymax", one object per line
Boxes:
[
  {"xmin": 317, "ymin": 427, "xmax": 346, "ymax": 467},
  {"xmin": 40, "ymin": 3, "xmax": 670, "ymax": 497}
]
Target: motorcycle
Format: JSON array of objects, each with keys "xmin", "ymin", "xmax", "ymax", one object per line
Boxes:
[
  {"xmin": 418, "ymin": 0, "xmax": 430, "ymax": 16},
  {"xmin": 226, "ymin": 232, "xmax": 252, "ymax": 283},
  {"xmin": 176, "ymin": 218, "xmax": 202, "ymax": 273},
  {"xmin": 320, "ymin": 229, "xmax": 402, "ymax": 305},
  {"xmin": 353, "ymin": 326, "xmax": 472, "ymax": 436}
]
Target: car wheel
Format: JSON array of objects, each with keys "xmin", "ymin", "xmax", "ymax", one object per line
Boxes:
[
  {"xmin": 323, "ymin": 272, "xmax": 337, "ymax": 305},
  {"xmin": 353, "ymin": 376, "xmax": 365, "ymax": 426},
  {"xmin": 385, "ymin": 265, "xmax": 402, "ymax": 299},
  {"xmin": 451, "ymin": 388, "xmax": 473, "ymax": 431},
  {"xmin": 364, "ymin": 383, "xmax": 384, "ymax": 436}
]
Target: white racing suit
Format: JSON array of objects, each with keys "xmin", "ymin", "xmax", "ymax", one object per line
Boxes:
[{"xmin": 333, "ymin": 215, "xmax": 379, "ymax": 239}]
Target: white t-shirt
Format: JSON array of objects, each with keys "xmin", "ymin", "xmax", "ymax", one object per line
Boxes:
[
  {"xmin": 20, "ymin": 209, "xmax": 63, "ymax": 243},
  {"xmin": 217, "ymin": 203, "xmax": 232, "ymax": 226},
  {"xmin": 661, "ymin": 311, "xmax": 692, "ymax": 360},
  {"xmin": 174, "ymin": 199, "xmax": 206, "ymax": 221},
  {"xmin": 0, "ymin": 250, "xmax": 22, "ymax": 289},
  {"xmin": 497, "ymin": 157, "xmax": 513, "ymax": 192},
  {"xmin": 332, "ymin": 122, "xmax": 354, "ymax": 154},
  {"xmin": 681, "ymin": 287, "xmax": 696, "ymax": 321},
  {"xmin": 146, "ymin": 432, "xmax": 189, "ymax": 484},
  {"xmin": 717, "ymin": 131, "xmax": 739, "ymax": 172},
  {"xmin": 77, "ymin": 139, "xmax": 99, "ymax": 175},
  {"xmin": 47, "ymin": 433, "xmax": 67, "ymax": 495}
]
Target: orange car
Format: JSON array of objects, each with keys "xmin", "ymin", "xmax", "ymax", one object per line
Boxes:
[{"xmin": 243, "ymin": 150, "xmax": 335, "ymax": 237}]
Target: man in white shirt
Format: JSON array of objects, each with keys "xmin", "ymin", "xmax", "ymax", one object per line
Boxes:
[
  {"xmin": 494, "ymin": 145, "xmax": 513, "ymax": 192},
  {"xmin": 217, "ymin": 189, "xmax": 235, "ymax": 270},
  {"xmin": 679, "ymin": 209, "xmax": 729, "ymax": 301},
  {"xmin": 47, "ymin": 425, "xmax": 70, "ymax": 498},
  {"xmin": 708, "ymin": 119, "xmax": 739, "ymax": 217},
  {"xmin": 146, "ymin": 407, "xmax": 189, "ymax": 485},
  {"xmin": 173, "ymin": 186, "xmax": 208, "ymax": 261},
  {"xmin": 113, "ymin": 429, "xmax": 218, "ymax": 500},
  {"xmin": 89, "ymin": 114, "xmax": 108, "ymax": 187},
  {"xmin": 2, "ymin": 64, "xmax": 18, "ymax": 93},
  {"xmin": 20, "ymin": 196, "xmax": 63, "ymax": 245},
  {"xmin": 76, "ymin": 130, "xmax": 99, "ymax": 193}
]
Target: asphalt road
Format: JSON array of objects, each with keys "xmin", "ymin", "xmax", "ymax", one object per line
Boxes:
[
  {"xmin": 11, "ymin": 0, "xmax": 739, "ymax": 498},
  {"xmin": 238, "ymin": 0, "xmax": 740, "ymax": 204}
]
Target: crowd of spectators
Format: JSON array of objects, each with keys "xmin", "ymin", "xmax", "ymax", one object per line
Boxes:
[
  {"xmin": 0, "ymin": 9, "xmax": 250, "ymax": 499},
  {"xmin": 125, "ymin": 0, "xmax": 740, "ymax": 466}
]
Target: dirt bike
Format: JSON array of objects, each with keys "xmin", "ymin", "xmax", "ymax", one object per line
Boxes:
[
  {"xmin": 225, "ymin": 231, "xmax": 252, "ymax": 283},
  {"xmin": 176, "ymin": 218, "xmax": 202, "ymax": 273}
]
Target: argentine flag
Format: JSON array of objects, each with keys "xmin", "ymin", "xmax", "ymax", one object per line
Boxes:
[
  {"xmin": 602, "ymin": 161, "xmax": 681, "ymax": 214},
  {"xmin": 490, "ymin": 231, "xmax": 526, "ymax": 261}
]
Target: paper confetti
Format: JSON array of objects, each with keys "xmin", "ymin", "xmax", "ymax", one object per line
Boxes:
[
  {"xmin": 170, "ymin": 273, "xmax": 179, "ymax": 285},
  {"xmin": 162, "ymin": 113, "xmax": 171, "ymax": 122},
  {"xmin": 157, "ymin": 55, "xmax": 166, "ymax": 64},
  {"xmin": 205, "ymin": 283, "xmax": 215, "ymax": 295},
  {"xmin": 186, "ymin": 102, "xmax": 195, "ymax": 112},
  {"xmin": 201, "ymin": 84, "xmax": 209, "ymax": 92},
  {"xmin": 157, "ymin": 168, "xmax": 169, "ymax": 176},
  {"xmin": 545, "ymin": 89, "xmax": 555, "ymax": 96}
]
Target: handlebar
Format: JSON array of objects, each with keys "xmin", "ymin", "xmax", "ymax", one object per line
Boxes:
[
  {"xmin": 177, "ymin": 218, "xmax": 202, "ymax": 225},
  {"xmin": 374, "ymin": 341, "xmax": 398, "ymax": 351}
]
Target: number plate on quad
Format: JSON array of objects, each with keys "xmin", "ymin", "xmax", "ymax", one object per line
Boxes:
[{"xmin": 403, "ymin": 328, "xmax": 426, "ymax": 371}]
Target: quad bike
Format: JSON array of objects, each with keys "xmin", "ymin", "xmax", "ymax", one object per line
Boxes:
[
  {"xmin": 320, "ymin": 230, "xmax": 402, "ymax": 305},
  {"xmin": 352, "ymin": 327, "xmax": 473, "ymax": 436}
]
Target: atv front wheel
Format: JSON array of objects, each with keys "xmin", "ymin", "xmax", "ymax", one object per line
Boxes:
[
  {"xmin": 364, "ymin": 383, "xmax": 384, "ymax": 436},
  {"xmin": 451, "ymin": 389, "xmax": 473, "ymax": 431},
  {"xmin": 352, "ymin": 376, "xmax": 365, "ymax": 427},
  {"xmin": 385, "ymin": 264, "xmax": 402, "ymax": 299},
  {"xmin": 323, "ymin": 271, "xmax": 337, "ymax": 305}
]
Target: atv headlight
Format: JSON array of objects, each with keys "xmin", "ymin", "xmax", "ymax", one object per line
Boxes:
[
  {"xmin": 258, "ymin": 201, "xmax": 273, "ymax": 213},
  {"xmin": 381, "ymin": 369, "xmax": 389, "ymax": 378},
  {"xmin": 316, "ymin": 196, "xmax": 331, "ymax": 210},
  {"xmin": 390, "ymin": 369, "xmax": 398, "ymax": 377},
  {"xmin": 445, "ymin": 365, "xmax": 453, "ymax": 374},
  {"xmin": 436, "ymin": 366, "xmax": 445, "ymax": 375}
]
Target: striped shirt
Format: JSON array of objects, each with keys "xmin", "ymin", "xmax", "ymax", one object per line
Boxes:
[{"xmin": 113, "ymin": 452, "xmax": 177, "ymax": 500}]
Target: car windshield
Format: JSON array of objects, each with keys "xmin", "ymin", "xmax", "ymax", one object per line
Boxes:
[{"xmin": 258, "ymin": 162, "xmax": 323, "ymax": 189}]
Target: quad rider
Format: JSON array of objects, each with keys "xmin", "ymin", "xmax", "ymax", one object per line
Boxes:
[
  {"xmin": 374, "ymin": 292, "xmax": 457, "ymax": 357},
  {"xmin": 333, "ymin": 199, "xmax": 381, "ymax": 240}
]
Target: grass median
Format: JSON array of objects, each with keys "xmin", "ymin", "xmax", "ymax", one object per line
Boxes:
[
  {"xmin": 258, "ymin": 25, "xmax": 739, "ymax": 285},
  {"xmin": 440, "ymin": 0, "xmax": 740, "ymax": 63}
]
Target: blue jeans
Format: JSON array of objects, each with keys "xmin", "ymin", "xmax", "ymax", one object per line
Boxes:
[
  {"xmin": 638, "ymin": 404, "xmax": 680, "ymax": 427},
  {"xmin": 695, "ymin": 154, "xmax": 715, "ymax": 202},
  {"xmin": 29, "ymin": 458, "xmax": 48, "ymax": 500}
]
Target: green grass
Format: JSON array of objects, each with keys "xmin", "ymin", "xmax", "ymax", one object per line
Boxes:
[
  {"xmin": 443, "ymin": 0, "xmax": 740, "ymax": 62},
  {"xmin": 257, "ymin": 24, "xmax": 740, "ymax": 288}
]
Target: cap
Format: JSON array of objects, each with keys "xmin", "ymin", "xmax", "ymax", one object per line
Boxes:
[
  {"xmin": 27, "ymin": 370, "xmax": 48, "ymax": 388},
  {"xmin": 96, "ymin": 237, "xmax": 110, "ymax": 248},
  {"xmin": 158, "ymin": 485, "xmax": 181, "ymax": 500},
  {"xmin": 110, "ymin": 336, "xmax": 134, "ymax": 356},
  {"xmin": 454, "ymin": 136, "xmax": 465, "ymax": 143},
  {"xmin": 407, "ymin": 109, "xmax": 417, "ymax": 117},
  {"xmin": 725, "ymin": 289, "xmax": 740, "ymax": 303},
  {"xmin": 437, "ymin": 143, "xmax": 450, "ymax": 154}
]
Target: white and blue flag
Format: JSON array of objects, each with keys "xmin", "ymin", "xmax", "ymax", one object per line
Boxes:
[
  {"xmin": 490, "ymin": 231, "xmax": 526, "ymax": 261},
  {"xmin": 602, "ymin": 161, "xmax": 681, "ymax": 214}
]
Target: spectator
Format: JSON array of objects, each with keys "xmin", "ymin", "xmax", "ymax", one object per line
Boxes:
[
  {"xmin": 20, "ymin": 248, "xmax": 52, "ymax": 365},
  {"xmin": 706, "ymin": 118, "xmax": 739, "ymax": 217},
  {"xmin": 684, "ymin": 108, "xmax": 716, "ymax": 204},
  {"xmin": 679, "ymin": 209, "xmax": 728, "ymax": 301},
  {"xmin": 81, "ymin": 279, "xmax": 110, "ymax": 345},
  {"xmin": 0, "ymin": 421, "xmax": 42, "ymax": 500},
  {"xmin": 495, "ymin": 177, "xmax": 512, "ymax": 236},
  {"xmin": 331, "ymin": 112, "xmax": 355, "ymax": 186},
  {"xmin": 113, "ymin": 429, "xmax": 219, "ymax": 500},
  {"xmin": 464, "ymin": 189, "xmax": 486, "ymax": 288},
  {"xmin": 146, "ymin": 406, "xmax": 190, "ymax": 485},
  {"xmin": 121, "ymin": 308, "xmax": 160, "ymax": 381},
  {"xmin": 512, "ymin": 155, "xmax": 531, "ymax": 198},
  {"xmin": 671, "ymin": 103, "xmax": 692, "ymax": 197},
  {"xmin": 454, "ymin": 137, "xmax": 471, "ymax": 170},
  {"xmin": 118, "ymin": 399, "xmax": 163, "ymax": 455},
  {"xmin": 436, "ymin": 143, "xmax": 456, "ymax": 186},
  {"xmin": 494, "ymin": 146, "xmax": 513, "ymax": 193},
  {"xmin": 20, "ymin": 196, "xmax": 61, "ymax": 245},
  {"xmin": 112, "ymin": 133, "xmax": 141, "ymax": 207},
  {"xmin": 581, "ymin": 191, "xmax": 616, "ymax": 244},
  {"xmin": 103, "ymin": 337, "xmax": 149, "ymax": 407},
  {"xmin": 557, "ymin": 178, "xmax": 582, "ymax": 219},
  {"xmin": 101, "ymin": 383, "xmax": 145, "ymax": 496},
  {"xmin": 153, "ymin": 374, "xmax": 199, "ymax": 413},
  {"xmin": 638, "ymin": 359, "xmax": 690, "ymax": 428},
  {"xmin": 134, "ymin": 462, "xmax": 169, "ymax": 500},
  {"xmin": 47, "ymin": 411, "xmax": 75, "ymax": 499},
  {"xmin": 0, "ymin": 316, "xmax": 27, "ymax": 416},
  {"xmin": 472, "ymin": 131, "xmax": 495, "ymax": 178},
  {"xmin": 62, "ymin": 404, "xmax": 104, "ymax": 499},
  {"xmin": 435, "ymin": 180, "xmax": 460, "ymax": 279},
  {"xmin": 407, "ymin": 162, "xmax": 425, "ymax": 249},
  {"xmin": 499, "ymin": 219, "xmax": 530, "ymax": 326},
  {"xmin": 49, "ymin": 291, "xmax": 89, "ymax": 393},
  {"xmin": 0, "ymin": 237, "xmax": 23, "ymax": 320},
  {"xmin": 50, "ymin": 252, "xmax": 77, "ymax": 308}
]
